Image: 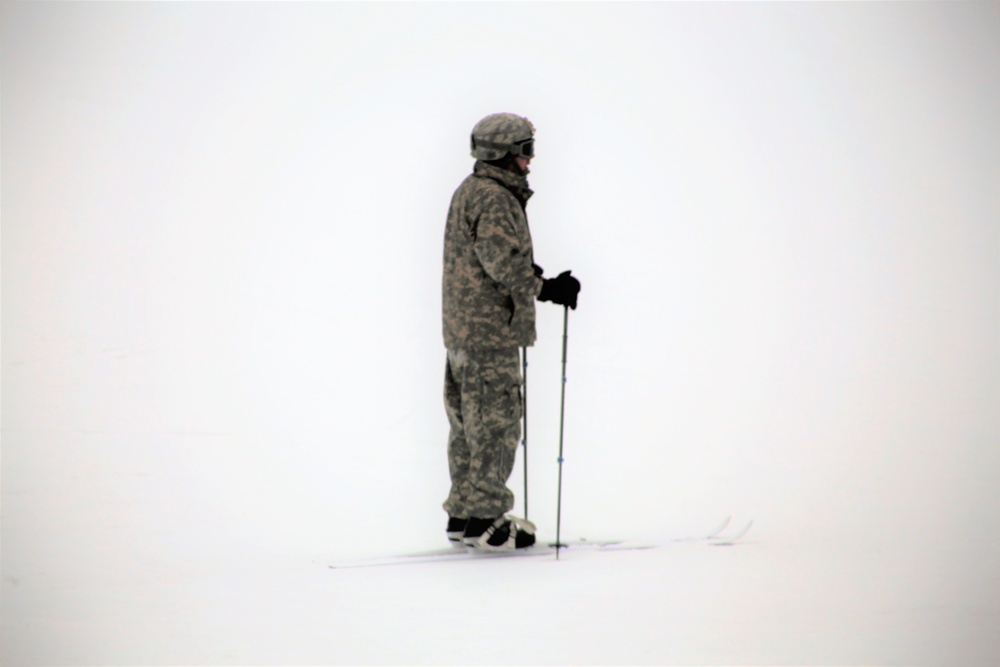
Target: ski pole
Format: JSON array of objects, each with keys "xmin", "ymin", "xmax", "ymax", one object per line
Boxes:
[
  {"xmin": 521, "ymin": 346, "xmax": 529, "ymax": 520},
  {"xmin": 555, "ymin": 305, "xmax": 569, "ymax": 559}
]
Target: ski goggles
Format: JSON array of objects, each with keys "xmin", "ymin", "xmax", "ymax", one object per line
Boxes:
[{"xmin": 510, "ymin": 138, "xmax": 534, "ymax": 159}]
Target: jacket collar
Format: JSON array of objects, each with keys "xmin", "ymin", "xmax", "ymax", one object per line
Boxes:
[{"xmin": 473, "ymin": 160, "xmax": 533, "ymax": 207}]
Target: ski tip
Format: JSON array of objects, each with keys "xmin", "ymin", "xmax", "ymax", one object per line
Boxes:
[
  {"xmin": 705, "ymin": 515, "xmax": 732, "ymax": 539},
  {"xmin": 708, "ymin": 519, "xmax": 754, "ymax": 546}
]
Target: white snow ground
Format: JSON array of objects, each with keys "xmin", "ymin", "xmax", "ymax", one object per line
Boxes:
[{"xmin": 2, "ymin": 3, "xmax": 998, "ymax": 665}]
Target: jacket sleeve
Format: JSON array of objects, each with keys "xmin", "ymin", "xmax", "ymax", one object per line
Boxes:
[{"xmin": 472, "ymin": 189, "xmax": 543, "ymax": 298}]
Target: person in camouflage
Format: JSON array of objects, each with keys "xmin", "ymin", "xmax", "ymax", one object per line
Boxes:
[{"xmin": 441, "ymin": 112, "xmax": 581, "ymax": 551}]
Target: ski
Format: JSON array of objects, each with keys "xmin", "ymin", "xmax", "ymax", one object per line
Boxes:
[
  {"xmin": 328, "ymin": 539, "xmax": 652, "ymax": 569},
  {"xmin": 327, "ymin": 517, "xmax": 752, "ymax": 569},
  {"xmin": 666, "ymin": 515, "xmax": 753, "ymax": 545}
]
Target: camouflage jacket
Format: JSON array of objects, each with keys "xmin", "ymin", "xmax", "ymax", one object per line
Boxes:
[{"xmin": 442, "ymin": 161, "xmax": 543, "ymax": 350}]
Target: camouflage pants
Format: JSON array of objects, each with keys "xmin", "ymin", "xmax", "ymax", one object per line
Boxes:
[{"xmin": 442, "ymin": 347, "xmax": 522, "ymax": 519}]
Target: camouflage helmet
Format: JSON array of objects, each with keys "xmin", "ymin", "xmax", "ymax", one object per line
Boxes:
[{"xmin": 470, "ymin": 113, "xmax": 535, "ymax": 160}]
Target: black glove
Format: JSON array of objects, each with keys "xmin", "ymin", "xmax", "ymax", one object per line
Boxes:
[
  {"xmin": 532, "ymin": 263, "xmax": 544, "ymax": 278},
  {"xmin": 538, "ymin": 270, "xmax": 581, "ymax": 310}
]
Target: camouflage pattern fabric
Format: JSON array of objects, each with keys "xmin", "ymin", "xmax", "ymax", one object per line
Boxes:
[
  {"xmin": 442, "ymin": 347, "xmax": 522, "ymax": 519},
  {"xmin": 442, "ymin": 160, "xmax": 542, "ymax": 350}
]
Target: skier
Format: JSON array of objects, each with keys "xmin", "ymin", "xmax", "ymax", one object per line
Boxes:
[{"xmin": 441, "ymin": 112, "xmax": 581, "ymax": 550}]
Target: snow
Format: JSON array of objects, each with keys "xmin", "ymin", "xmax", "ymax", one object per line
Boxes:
[{"xmin": 2, "ymin": 2, "xmax": 999, "ymax": 665}]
